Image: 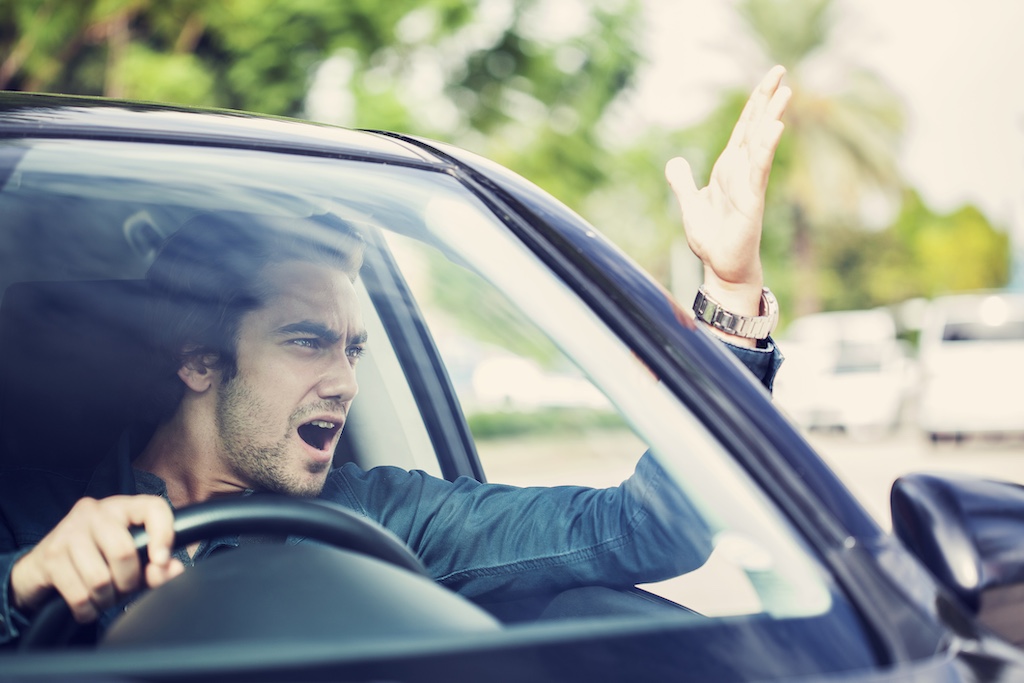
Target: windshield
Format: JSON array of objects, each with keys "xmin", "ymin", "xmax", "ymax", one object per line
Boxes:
[{"xmin": 0, "ymin": 137, "xmax": 876, "ymax": 679}]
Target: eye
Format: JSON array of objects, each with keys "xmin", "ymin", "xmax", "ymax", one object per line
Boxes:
[
  {"xmin": 346, "ymin": 345, "xmax": 366, "ymax": 361},
  {"xmin": 290, "ymin": 338, "xmax": 322, "ymax": 350}
]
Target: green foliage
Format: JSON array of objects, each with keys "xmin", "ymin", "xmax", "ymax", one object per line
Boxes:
[
  {"xmin": 738, "ymin": 0, "xmax": 832, "ymax": 67},
  {"xmin": 810, "ymin": 190, "xmax": 1009, "ymax": 312},
  {"xmin": 816, "ymin": 227, "xmax": 915, "ymax": 311},
  {"xmin": 424, "ymin": 249, "xmax": 562, "ymax": 366},
  {"xmin": 120, "ymin": 44, "xmax": 213, "ymax": 105},
  {"xmin": 3, "ymin": 0, "xmax": 1010, "ymax": 328},
  {"xmin": 1, "ymin": 0, "xmax": 641, "ymax": 219},
  {"xmin": 732, "ymin": 0, "xmax": 906, "ymax": 315},
  {"xmin": 467, "ymin": 407, "xmax": 626, "ymax": 440},
  {"xmin": 1, "ymin": 0, "xmax": 646, "ymax": 375},
  {"xmin": 893, "ymin": 191, "xmax": 1010, "ymax": 296},
  {"xmin": 454, "ymin": 1, "xmax": 642, "ymax": 210}
]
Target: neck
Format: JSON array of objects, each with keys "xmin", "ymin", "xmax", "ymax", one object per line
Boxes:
[{"xmin": 134, "ymin": 404, "xmax": 249, "ymax": 508}]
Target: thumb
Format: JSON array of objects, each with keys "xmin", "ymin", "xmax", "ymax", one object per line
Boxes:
[{"xmin": 665, "ymin": 157, "xmax": 699, "ymax": 211}]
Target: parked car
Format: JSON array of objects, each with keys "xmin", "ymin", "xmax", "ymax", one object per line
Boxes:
[
  {"xmin": 917, "ymin": 291, "xmax": 1024, "ymax": 442},
  {"xmin": 3, "ymin": 93, "xmax": 1024, "ymax": 682},
  {"xmin": 774, "ymin": 309, "xmax": 914, "ymax": 436}
]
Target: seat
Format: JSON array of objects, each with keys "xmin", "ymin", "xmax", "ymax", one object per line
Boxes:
[{"xmin": 0, "ymin": 280, "xmax": 162, "ymax": 472}]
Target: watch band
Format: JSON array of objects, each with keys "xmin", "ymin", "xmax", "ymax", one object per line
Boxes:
[{"xmin": 692, "ymin": 286, "xmax": 779, "ymax": 340}]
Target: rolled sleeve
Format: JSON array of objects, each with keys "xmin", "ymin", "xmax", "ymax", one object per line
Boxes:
[
  {"xmin": 721, "ymin": 336, "xmax": 784, "ymax": 391},
  {"xmin": 0, "ymin": 548, "xmax": 31, "ymax": 647},
  {"xmin": 322, "ymin": 456, "xmax": 712, "ymax": 602}
]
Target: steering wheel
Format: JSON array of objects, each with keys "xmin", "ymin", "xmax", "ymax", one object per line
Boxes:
[{"xmin": 19, "ymin": 496, "xmax": 427, "ymax": 650}]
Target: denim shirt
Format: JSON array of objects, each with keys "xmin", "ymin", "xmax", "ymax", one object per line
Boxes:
[{"xmin": 0, "ymin": 340, "xmax": 781, "ymax": 646}]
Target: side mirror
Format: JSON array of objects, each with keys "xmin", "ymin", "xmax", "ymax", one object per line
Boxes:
[{"xmin": 891, "ymin": 472, "xmax": 1024, "ymax": 647}]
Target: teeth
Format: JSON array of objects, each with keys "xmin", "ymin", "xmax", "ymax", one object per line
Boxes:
[{"xmin": 310, "ymin": 420, "xmax": 336, "ymax": 429}]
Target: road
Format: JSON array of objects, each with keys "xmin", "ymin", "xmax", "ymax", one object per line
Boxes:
[
  {"xmin": 477, "ymin": 424, "xmax": 1024, "ymax": 614},
  {"xmin": 806, "ymin": 427, "xmax": 1024, "ymax": 527},
  {"xmin": 479, "ymin": 426, "xmax": 1024, "ymax": 530}
]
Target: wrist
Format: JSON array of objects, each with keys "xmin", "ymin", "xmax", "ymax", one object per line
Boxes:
[
  {"xmin": 692, "ymin": 284, "xmax": 778, "ymax": 348},
  {"xmin": 700, "ymin": 271, "xmax": 763, "ymax": 318},
  {"xmin": 9, "ymin": 551, "xmax": 43, "ymax": 614}
]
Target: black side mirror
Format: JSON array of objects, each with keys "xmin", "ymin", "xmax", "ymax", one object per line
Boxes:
[{"xmin": 891, "ymin": 472, "xmax": 1024, "ymax": 647}]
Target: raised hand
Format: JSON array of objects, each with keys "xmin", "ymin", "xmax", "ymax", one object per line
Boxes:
[
  {"xmin": 10, "ymin": 495, "xmax": 183, "ymax": 623},
  {"xmin": 665, "ymin": 65, "xmax": 790, "ymax": 340}
]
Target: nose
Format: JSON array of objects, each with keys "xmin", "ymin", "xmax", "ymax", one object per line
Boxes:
[{"xmin": 317, "ymin": 352, "xmax": 359, "ymax": 403}]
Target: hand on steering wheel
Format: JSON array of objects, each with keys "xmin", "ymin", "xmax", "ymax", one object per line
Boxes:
[{"xmin": 19, "ymin": 496, "xmax": 426, "ymax": 650}]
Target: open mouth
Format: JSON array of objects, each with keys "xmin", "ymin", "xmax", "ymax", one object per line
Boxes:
[{"xmin": 297, "ymin": 419, "xmax": 341, "ymax": 452}]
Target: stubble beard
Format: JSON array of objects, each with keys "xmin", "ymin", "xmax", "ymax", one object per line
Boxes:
[{"xmin": 215, "ymin": 375, "xmax": 329, "ymax": 498}]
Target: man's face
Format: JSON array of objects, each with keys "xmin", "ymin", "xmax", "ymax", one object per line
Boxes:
[{"xmin": 213, "ymin": 260, "xmax": 366, "ymax": 497}]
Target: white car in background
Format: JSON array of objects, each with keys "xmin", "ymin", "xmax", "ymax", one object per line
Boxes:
[
  {"xmin": 917, "ymin": 291, "xmax": 1024, "ymax": 442},
  {"xmin": 775, "ymin": 309, "xmax": 915, "ymax": 437}
]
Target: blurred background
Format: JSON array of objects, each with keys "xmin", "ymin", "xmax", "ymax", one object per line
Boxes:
[{"xmin": 3, "ymin": 0, "xmax": 1023, "ymax": 523}]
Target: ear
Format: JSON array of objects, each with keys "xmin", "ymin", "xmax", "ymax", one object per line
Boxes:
[{"xmin": 177, "ymin": 353, "xmax": 219, "ymax": 393}]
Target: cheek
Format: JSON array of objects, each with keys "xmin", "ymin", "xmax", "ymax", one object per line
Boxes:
[{"xmin": 233, "ymin": 344, "xmax": 327, "ymax": 406}]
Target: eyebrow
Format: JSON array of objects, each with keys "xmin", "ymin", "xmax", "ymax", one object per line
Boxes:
[{"xmin": 276, "ymin": 321, "xmax": 368, "ymax": 346}]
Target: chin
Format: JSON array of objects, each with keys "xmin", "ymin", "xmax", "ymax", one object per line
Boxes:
[
  {"xmin": 273, "ymin": 479, "xmax": 326, "ymax": 499},
  {"xmin": 254, "ymin": 467, "xmax": 329, "ymax": 499},
  {"xmin": 295, "ymin": 469, "xmax": 331, "ymax": 497}
]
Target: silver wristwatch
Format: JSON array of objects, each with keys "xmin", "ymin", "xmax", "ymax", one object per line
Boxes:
[{"xmin": 692, "ymin": 286, "xmax": 779, "ymax": 340}]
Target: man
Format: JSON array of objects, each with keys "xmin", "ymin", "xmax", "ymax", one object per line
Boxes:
[{"xmin": 1, "ymin": 66, "xmax": 790, "ymax": 642}]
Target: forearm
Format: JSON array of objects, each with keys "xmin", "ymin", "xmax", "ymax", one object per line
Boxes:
[{"xmin": 327, "ymin": 463, "xmax": 713, "ymax": 602}]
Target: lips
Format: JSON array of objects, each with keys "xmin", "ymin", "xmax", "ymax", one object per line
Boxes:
[{"xmin": 297, "ymin": 418, "xmax": 343, "ymax": 452}]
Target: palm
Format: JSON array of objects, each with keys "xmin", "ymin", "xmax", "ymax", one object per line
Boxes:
[{"xmin": 667, "ymin": 66, "xmax": 790, "ymax": 295}]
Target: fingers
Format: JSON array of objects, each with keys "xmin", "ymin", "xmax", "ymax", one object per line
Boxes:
[
  {"xmin": 728, "ymin": 65, "xmax": 786, "ymax": 150},
  {"xmin": 665, "ymin": 156, "xmax": 698, "ymax": 203},
  {"xmin": 749, "ymin": 118, "xmax": 786, "ymax": 193},
  {"xmin": 123, "ymin": 495, "xmax": 176, "ymax": 568},
  {"xmin": 718, "ymin": 67, "xmax": 791, "ymax": 204},
  {"xmin": 663, "ymin": 66, "xmax": 789, "ymax": 300},
  {"xmin": 10, "ymin": 495, "xmax": 176, "ymax": 624},
  {"xmin": 146, "ymin": 557, "xmax": 185, "ymax": 590},
  {"xmin": 665, "ymin": 156, "xmax": 704, "ymax": 229},
  {"xmin": 729, "ymin": 66, "xmax": 788, "ymax": 153}
]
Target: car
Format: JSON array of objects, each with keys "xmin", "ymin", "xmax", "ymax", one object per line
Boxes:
[
  {"xmin": 917, "ymin": 291, "xmax": 1024, "ymax": 442},
  {"xmin": 2, "ymin": 93, "xmax": 1024, "ymax": 682},
  {"xmin": 774, "ymin": 309, "xmax": 915, "ymax": 437}
]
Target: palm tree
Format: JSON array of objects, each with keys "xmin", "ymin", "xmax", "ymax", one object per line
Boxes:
[{"xmin": 738, "ymin": 0, "xmax": 905, "ymax": 315}]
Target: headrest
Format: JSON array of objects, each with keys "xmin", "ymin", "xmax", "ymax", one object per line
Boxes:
[{"xmin": 0, "ymin": 280, "xmax": 162, "ymax": 470}]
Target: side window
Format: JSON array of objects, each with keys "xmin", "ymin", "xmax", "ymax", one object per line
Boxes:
[
  {"xmin": 382, "ymin": 229, "xmax": 833, "ymax": 620},
  {"xmin": 383, "ymin": 232, "xmax": 644, "ymax": 490}
]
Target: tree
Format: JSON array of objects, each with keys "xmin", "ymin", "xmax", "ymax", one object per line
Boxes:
[
  {"xmin": 736, "ymin": 0, "xmax": 906, "ymax": 316},
  {"xmin": 564, "ymin": 0, "xmax": 906, "ymax": 318},
  {"xmin": 812, "ymin": 190, "xmax": 1009, "ymax": 314},
  {"xmin": 1, "ymin": 0, "xmax": 642, "ymax": 220},
  {"xmin": 0, "ymin": 0, "xmax": 645, "ymax": 363},
  {"xmin": 892, "ymin": 190, "xmax": 1010, "ymax": 297},
  {"xmin": 0, "ymin": 1, "xmax": 474, "ymax": 111}
]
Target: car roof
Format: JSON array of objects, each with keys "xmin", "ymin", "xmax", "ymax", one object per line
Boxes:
[{"xmin": 0, "ymin": 91, "xmax": 439, "ymax": 166}]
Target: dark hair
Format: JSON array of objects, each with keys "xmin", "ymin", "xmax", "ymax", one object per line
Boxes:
[{"xmin": 144, "ymin": 211, "xmax": 365, "ymax": 421}]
